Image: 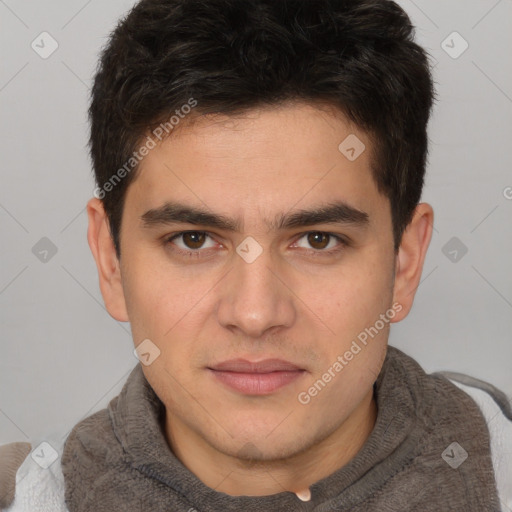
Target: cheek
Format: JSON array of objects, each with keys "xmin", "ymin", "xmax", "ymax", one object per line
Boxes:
[
  {"xmin": 122, "ymin": 260, "xmax": 218, "ymax": 381},
  {"xmin": 301, "ymin": 256, "xmax": 393, "ymax": 397},
  {"xmin": 311, "ymin": 258, "xmax": 393, "ymax": 336},
  {"xmin": 122, "ymin": 250, "xmax": 202, "ymax": 336}
]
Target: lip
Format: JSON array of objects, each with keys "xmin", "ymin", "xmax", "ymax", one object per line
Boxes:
[
  {"xmin": 210, "ymin": 358, "xmax": 302, "ymax": 373},
  {"xmin": 208, "ymin": 358, "xmax": 305, "ymax": 395}
]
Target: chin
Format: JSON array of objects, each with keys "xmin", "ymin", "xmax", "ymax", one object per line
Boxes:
[{"xmin": 209, "ymin": 421, "xmax": 317, "ymax": 463}]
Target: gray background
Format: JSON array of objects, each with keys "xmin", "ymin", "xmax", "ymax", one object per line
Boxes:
[{"xmin": 1, "ymin": 0, "xmax": 511, "ymax": 446}]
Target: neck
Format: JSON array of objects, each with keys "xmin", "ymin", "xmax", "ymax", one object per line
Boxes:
[{"xmin": 165, "ymin": 388, "xmax": 377, "ymax": 497}]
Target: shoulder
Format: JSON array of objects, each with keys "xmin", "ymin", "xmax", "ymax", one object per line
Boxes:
[
  {"xmin": 434, "ymin": 371, "xmax": 512, "ymax": 510},
  {"xmin": 0, "ymin": 406, "xmax": 113, "ymax": 512},
  {"xmin": 0, "ymin": 442, "xmax": 31, "ymax": 510},
  {"xmin": 0, "ymin": 433, "xmax": 68, "ymax": 512},
  {"xmin": 0, "ymin": 397, "xmax": 117, "ymax": 511}
]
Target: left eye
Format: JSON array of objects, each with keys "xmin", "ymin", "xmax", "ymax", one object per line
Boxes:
[{"xmin": 293, "ymin": 232, "xmax": 345, "ymax": 252}]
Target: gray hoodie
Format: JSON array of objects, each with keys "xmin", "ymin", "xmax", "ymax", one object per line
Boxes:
[{"xmin": 56, "ymin": 346, "xmax": 502, "ymax": 511}]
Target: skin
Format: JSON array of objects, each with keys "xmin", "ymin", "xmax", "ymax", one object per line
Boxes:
[{"xmin": 87, "ymin": 101, "xmax": 433, "ymax": 497}]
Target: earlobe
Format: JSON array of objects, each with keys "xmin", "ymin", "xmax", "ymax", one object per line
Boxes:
[
  {"xmin": 86, "ymin": 198, "xmax": 129, "ymax": 322},
  {"xmin": 390, "ymin": 202, "xmax": 434, "ymax": 323}
]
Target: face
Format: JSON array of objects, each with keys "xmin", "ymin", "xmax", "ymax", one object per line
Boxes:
[{"xmin": 91, "ymin": 101, "xmax": 425, "ymax": 462}]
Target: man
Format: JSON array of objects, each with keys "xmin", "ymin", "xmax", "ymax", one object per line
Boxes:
[{"xmin": 1, "ymin": 0, "xmax": 510, "ymax": 510}]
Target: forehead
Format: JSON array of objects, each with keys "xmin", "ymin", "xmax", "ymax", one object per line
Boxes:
[{"xmin": 126, "ymin": 101, "xmax": 389, "ymax": 232}]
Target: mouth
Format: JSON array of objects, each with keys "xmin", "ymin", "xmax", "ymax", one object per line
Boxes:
[{"xmin": 207, "ymin": 359, "xmax": 306, "ymax": 395}]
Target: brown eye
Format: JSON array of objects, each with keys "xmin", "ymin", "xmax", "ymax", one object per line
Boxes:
[
  {"xmin": 182, "ymin": 231, "xmax": 206, "ymax": 249},
  {"xmin": 166, "ymin": 231, "xmax": 217, "ymax": 254},
  {"xmin": 293, "ymin": 231, "xmax": 348, "ymax": 255},
  {"xmin": 307, "ymin": 232, "xmax": 330, "ymax": 250}
]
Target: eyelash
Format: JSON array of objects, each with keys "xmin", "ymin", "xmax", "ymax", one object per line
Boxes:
[{"xmin": 164, "ymin": 231, "xmax": 349, "ymax": 259}]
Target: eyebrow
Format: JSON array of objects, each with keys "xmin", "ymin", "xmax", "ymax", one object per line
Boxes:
[{"xmin": 140, "ymin": 200, "xmax": 369, "ymax": 232}]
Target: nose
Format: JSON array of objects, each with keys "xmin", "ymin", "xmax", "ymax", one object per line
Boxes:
[{"xmin": 216, "ymin": 242, "xmax": 296, "ymax": 339}]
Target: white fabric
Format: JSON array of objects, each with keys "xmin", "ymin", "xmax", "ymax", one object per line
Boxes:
[
  {"xmin": 5, "ymin": 434, "xmax": 68, "ymax": 512},
  {"xmin": 452, "ymin": 381, "xmax": 512, "ymax": 511},
  {"xmin": 4, "ymin": 379, "xmax": 511, "ymax": 511}
]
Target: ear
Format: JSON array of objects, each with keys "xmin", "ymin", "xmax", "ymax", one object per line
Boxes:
[
  {"xmin": 86, "ymin": 198, "xmax": 129, "ymax": 322},
  {"xmin": 390, "ymin": 202, "xmax": 434, "ymax": 323}
]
